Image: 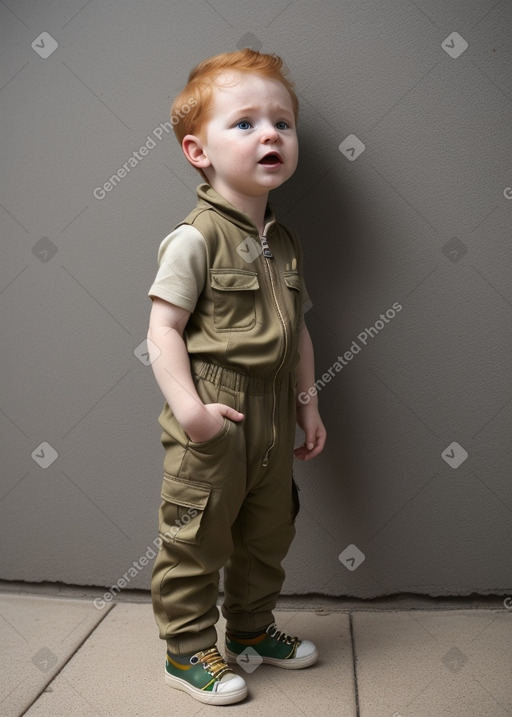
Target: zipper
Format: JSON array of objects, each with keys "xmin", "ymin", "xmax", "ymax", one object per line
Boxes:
[{"xmin": 261, "ymin": 233, "xmax": 287, "ymax": 467}]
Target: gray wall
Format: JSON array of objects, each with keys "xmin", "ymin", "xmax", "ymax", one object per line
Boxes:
[{"xmin": 1, "ymin": 0, "xmax": 511, "ymax": 598}]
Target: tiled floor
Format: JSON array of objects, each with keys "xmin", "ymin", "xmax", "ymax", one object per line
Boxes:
[{"xmin": 0, "ymin": 584, "xmax": 510, "ymax": 716}]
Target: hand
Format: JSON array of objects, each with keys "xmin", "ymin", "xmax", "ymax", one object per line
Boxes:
[
  {"xmin": 184, "ymin": 403, "xmax": 244, "ymax": 443},
  {"xmin": 294, "ymin": 404, "xmax": 326, "ymax": 460}
]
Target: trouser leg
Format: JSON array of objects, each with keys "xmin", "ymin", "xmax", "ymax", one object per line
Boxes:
[
  {"xmin": 222, "ymin": 377, "xmax": 299, "ymax": 633},
  {"xmin": 151, "ymin": 530, "xmax": 221, "ymax": 654},
  {"xmin": 151, "ymin": 375, "xmax": 246, "ymax": 655}
]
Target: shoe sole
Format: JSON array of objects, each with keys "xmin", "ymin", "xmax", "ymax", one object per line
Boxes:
[
  {"xmin": 225, "ymin": 647, "xmax": 319, "ymax": 670},
  {"xmin": 164, "ymin": 670, "xmax": 248, "ymax": 705}
]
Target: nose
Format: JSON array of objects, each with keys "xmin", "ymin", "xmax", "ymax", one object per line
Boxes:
[{"xmin": 260, "ymin": 123, "xmax": 279, "ymax": 143}]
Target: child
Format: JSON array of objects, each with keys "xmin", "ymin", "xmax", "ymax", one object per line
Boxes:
[{"xmin": 147, "ymin": 48, "xmax": 326, "ymax": 706}]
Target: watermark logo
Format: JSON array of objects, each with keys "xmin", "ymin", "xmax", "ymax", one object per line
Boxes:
[
  {"xmin": 236, "ymin": 236, "xmax": 263, "ymax": 263},
  {"xmin": 93, "ymin": 537, "xmax": 162, "ymax": 609},
  {"xmin": 165, "ymin": 506, "xmax": 199, "ymax": 540},
  {"xmin": 93, "ymin": 98, "xmax": 197, "ymax": 200},
  {"xmin": 442, "ymin": 237, "xmax": 467, "ymax": 263},
  {"xmin": 441, "ymin": 442, "xmax": 468, "ymax": 469},
  {"xmin": 93, "ymin": 507, "xmax": 200, "ymax": 609},
  {"xmin": 31, "ymin": 32, "xmax": 58, "ymax": 59},
  {"xmin": 32, "ymin": 237, "xmax": 58, "ymax": 263},
  {"xmin": 339, "ymin": 134, "xmax": 366, "ymax": 161},
  {"xmin": 237, "ymin": 33, "xmax": 262, "ymax": 52},
  {"xmin": 32, "ymin": 647, "xmax": 58, "ymax": 673},
  {"xmin": 442, "ymin": 32, "xmax": 468, "ymax": 59},
  {"xmin": 31, "ymin": 442, "xmax": 59, "ymax": 469},
  {"xmin": 134, "ymin": 338, "xmax": 161, "ymax": 366},
  {"xmin": 298, "ymin": 302, "xmax": 402, "ymax": 405},
  {"xmin": 236, "ymin": 647, "xmax": 263, "ymax": 673},
  {"xmin": 338, "ymin": 544, "xmax": 366, "ymax": 572},
  {"xmin": 442, "ymin": 646, "xmax": 467, "ymax": 673}
]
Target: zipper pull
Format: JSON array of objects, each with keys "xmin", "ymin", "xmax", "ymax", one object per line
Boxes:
[{"xmin": 260, "ymin": 235, "xmax": 273, "ymax": 258}]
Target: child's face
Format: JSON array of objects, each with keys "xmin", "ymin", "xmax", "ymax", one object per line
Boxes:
[{"xmin": 195, "ymin": 72, "xmax": 298, "ymax": 199}]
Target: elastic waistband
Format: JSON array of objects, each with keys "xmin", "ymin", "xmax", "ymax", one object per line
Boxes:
[{"xmin": 191, "ymin": 357, "xmax": 291, "ymax": 394}]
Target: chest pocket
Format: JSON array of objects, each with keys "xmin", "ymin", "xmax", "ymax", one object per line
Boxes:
[{"xmin": 210, "ymin": 269, "xmax": 259, "ymax": 331}]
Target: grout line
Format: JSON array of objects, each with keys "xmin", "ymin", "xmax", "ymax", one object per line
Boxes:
[
  {"xmin": 20, "ymin": 603, "xmax": 116, "ymax": 716},
  {"xmin": 349, "ymin": 613, "xmax": 361, "ymax": 717}
]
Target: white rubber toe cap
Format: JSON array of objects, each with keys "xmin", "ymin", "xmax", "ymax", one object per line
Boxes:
[
  {"xmin": 216, "ymin": 672, "xmax": 247, "ymax": 695},
  {"xmin": 296, "ymin": 639, "xmax": 317, "ymax": 659}
]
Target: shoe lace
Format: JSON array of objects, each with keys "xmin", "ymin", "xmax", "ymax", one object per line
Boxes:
[
  {"xmin": 266, "ymin": 622, "xmax": 300, "ymax": 646},
  {"xmin": 195, "ymin": 647, "xmax": 231, "ymax": 681}
]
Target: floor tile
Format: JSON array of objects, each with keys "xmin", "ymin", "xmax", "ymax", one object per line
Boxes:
[
  {"xmin": 25, "ymin": 604, "xmax": 355, "ymax": 716},
  {"xmin": 353, "ymin": 610, "xmax": 512, "ymax": 716},
  {"xmin": 0, "ymin": 594, "xmax": 113, "ymax": 717}
]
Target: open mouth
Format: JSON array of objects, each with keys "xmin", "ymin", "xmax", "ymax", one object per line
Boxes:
[{"xmin": 258, "ymin": 152, "xmax": 282, "ymax": 165}]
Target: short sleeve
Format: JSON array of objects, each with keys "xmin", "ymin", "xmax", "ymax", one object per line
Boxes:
[{"xmin": 148, "ymin": 225, "xmax": 207, "ymax": 313}]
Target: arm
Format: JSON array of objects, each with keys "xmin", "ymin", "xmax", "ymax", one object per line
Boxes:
[
  {"xmin": 147, "ymin": 297, "xmax": 243, "ymax": 442},
  {"xmin": 294, "ymin": 323, "xmax": 327, "ymax": 460}
]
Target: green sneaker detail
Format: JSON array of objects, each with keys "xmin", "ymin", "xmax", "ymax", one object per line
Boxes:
[
  {"xmin": 164, "ymin": 646, "xmax": 247, "ymax": 705},
  {"xmin": 225, "ymin": 622, "xmax": 319, "ymax": 670}
]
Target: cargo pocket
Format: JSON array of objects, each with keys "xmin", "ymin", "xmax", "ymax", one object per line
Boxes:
[
  {"xmin": 160, "ymin": 474, "xmax": 211, "ymax": 545},
  {"xmin": 211, "ymin": 269, "xmax": 259, "ymax": 331}
]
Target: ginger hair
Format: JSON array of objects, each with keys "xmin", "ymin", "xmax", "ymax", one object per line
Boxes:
[{"xmin": 170, "ymin": 48, "xmax": 299, "ymax": 145}]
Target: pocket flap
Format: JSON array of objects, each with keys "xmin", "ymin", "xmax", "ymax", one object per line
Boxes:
[
  {"xmin": 283, "ymin": 271, "xmax": 301, "ymax": 291},
  {"xmin": 161, "ymin": 475, "xmax": 211, "ymax": 510},
  {"xmin": 211, "ymin": 270, "xmax": 259, "ymax": 292}
]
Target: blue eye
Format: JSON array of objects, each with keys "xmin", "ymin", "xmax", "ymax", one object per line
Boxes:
[
  {"xmin": 276, "ymin": 121, "xmax": 289, "ymax": 130},
  {"xmin": 236, "ymin": 121, "xmax": 252, "ymax": 130}
]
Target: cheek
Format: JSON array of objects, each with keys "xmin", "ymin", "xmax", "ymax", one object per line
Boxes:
[
  {"xmin": 287, "ymin": 141, "xmax": 299, "ymax": 166},
  {"xmin": 233, "ymin": 144, "xmax": 254, "ymax": 165},
  {"xmin": 289, "ymin": 138, "xmax": 298, "ymax": 157}
]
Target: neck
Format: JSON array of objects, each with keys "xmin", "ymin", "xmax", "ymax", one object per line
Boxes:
[{"xmin": 208, "ymin": 182, "xmax": 269, "ymax": 235}]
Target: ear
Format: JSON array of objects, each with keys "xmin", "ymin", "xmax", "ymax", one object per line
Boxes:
[{"xmin": 182, "ymin": 134, "xmax": 211, "ymax": 170}]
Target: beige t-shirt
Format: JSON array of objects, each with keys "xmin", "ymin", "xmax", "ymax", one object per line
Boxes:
[{"xmin": 148, "ymin": 225, "xmax": 207, "ymax": 313}]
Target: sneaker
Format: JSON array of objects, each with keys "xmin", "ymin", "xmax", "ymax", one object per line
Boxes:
[
  {"xmin": 225, "ymin": 622, "xmax": 319, "ymax": 670},
  {"xmin": 165, "ymin": 646, "xmax": 248, "ymax": 705}
]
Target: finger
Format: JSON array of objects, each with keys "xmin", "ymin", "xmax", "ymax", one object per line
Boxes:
[
  {"xmin": 294, "ymin": 446, "xmax": 307, "ymax": 460},
  {"xmin": 304, "ymin": 432, "xmax": 316, "ymax": 451},
  {"xmin": 221, "ymin": 405, "xmax": 244, "ymax": 422},
  {"xmin": 296, "ymin": 433, "xmax": 325, "ymax": 461},
  {"xmin": 313, "ymin": 431, "xmax": 326, "ymax": 454},
  {"xmin": 309, "ymin": 433, "xmax": 326, "ymax": 458},
  {"xmin": 294, "ymin": 442, "xmax": 312, "ymax": 460},
  {"xmin": 304, "ymin": 444, "xmax": 322, "ymax": 460}
]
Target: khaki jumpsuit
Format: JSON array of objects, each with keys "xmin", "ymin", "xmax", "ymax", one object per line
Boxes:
[{"xmin": 150, "ymin": 184, "xmax": 308, "ymax": 655}]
